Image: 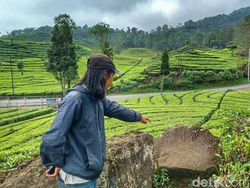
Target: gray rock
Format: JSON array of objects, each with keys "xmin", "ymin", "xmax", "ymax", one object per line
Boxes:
[
  {"xmin": 98, "ymin": 131, "xmax": 154, "ymax": 188},
  {"xmin": 154, "ymin": 125, "xmax": 220, "ymax": 178}
]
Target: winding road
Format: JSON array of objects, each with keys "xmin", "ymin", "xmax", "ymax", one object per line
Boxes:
[{"xmin": 0, "ymin": 83, "xmax": 250, "ymax": 108}]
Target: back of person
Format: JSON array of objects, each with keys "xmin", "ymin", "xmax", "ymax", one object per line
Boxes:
[{"xmin": 40, "ymin": 54, "xmax": 149, "ymax": 188}]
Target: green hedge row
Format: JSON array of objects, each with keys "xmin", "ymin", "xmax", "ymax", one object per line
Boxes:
[
  {"xmin": 154, "ymin": 70, "xmax": 244, "ymax": 90},
  {"xmin": 0, "ymin": 108, "xmax": 54, "ymax": 126}
]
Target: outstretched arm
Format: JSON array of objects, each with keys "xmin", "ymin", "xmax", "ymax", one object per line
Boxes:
[{"xmin": 102, "ymin": 98, "xmax": 149, "ymax": 124}]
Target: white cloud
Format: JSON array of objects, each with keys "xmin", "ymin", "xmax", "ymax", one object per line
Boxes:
[
  {"xmin": 0, "ymin": 0, "xmax": 250, "ymax": 34},
  {"xmin": 150, "ymin": 0, "xmax": 180, "ymax": 18}
]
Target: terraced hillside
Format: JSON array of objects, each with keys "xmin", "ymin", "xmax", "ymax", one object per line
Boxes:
[
  {"xmin": 147, "ymin": 48, "xmax": 246, "ymax": 75},
  {"xmin": 0, "ymin": 39, "xmax": 91, "ymax": 61},
  {"xmin": 0, "ymin": 89, "xmax": 249, "ymax": 170},
  {"xmin": 0, "ymin": 39, "xmax": 246, "ymax": 95},
  {"xmin": 0, "ymin": 39, "xmax": 92, "ymax": 95},
  {"xmin": 0, "ymin": 46, "xmax": 158, "ymax": 95}
]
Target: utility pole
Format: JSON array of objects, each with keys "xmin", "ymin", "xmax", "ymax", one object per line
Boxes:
[
  {"xmin": 10, "ymin": 56, "xmax": 14, "ymax": 95},
  {"xmin": 248, "ymin": 48, "xmax": 250, "ymax": 82},
  {"xmin": 10, "ymin": 39, "xmax": 15, "ymax": 95}
]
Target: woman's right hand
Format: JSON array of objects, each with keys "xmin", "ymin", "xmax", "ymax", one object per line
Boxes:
[
  {"xmin": 140, "ymin": 115, "xmax": 150, "ymax": 124},
  {"xmin": 44, "ymin": 167, "xmax": 61, "ymax": 180}
]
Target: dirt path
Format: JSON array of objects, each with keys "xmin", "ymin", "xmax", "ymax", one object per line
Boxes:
[{"xmin": 108, "ymin": 82, "xmax": 250, "ymax": 101}]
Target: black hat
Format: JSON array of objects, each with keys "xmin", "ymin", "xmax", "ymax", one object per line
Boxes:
[{"xmin": 87, "ymin": 54, "xmax": 121, "ymax": 75}]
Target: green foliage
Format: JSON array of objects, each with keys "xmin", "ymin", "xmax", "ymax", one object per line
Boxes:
[
  {"xmin": 119, "ymin": 79, "xmax": 138, "ymax": 91},
  {"xmin": 102, "ymin": 40, "xmax": 113, "ymax": 59},
  {"xmin": 0, "ymin": 108, "xmax": 53, "ymax": 126},
  {"xmin": 203, "ymin": 27, "xmax": 234, "ymax": 48},
  {"xmin": 0, "ymin": 89, "xmax": 250, "ymax": 170},
  {"xmin": 204, "ymin": 70, "xmax": 217, "ymax": 82},
  {"xmin": 0, "ymin": 39, "xmax": 92, "ymax": 96},
  {"xmin": 235, "ymin": 70, "xmax": 244, "ymax": 79},
  {"xmin": 182, "ymin": 70, "xmax": 205, "ymax": 83},
  {"xmin": 3, "ymin": 6, "xmax": 250, "ymax": 51},
  {"xmin": 152, "ymin": 167, "xmax": 170, "ymax": 187},
  {"xmin": 182, "ymin": 69, "xmax": 244, "ymax": 84},
  {"xmin": 207, "ymin": 112, "xmax": 250, "ymax": 186},
  {"xmin": 0, "ymin": 112, "xmax": 55, "ymax": 169},
  {"xmin": 227, "ymin": 41, "xmax": 237, "ymax": 50},
  {"xmin": 0, "ymin": 44, "xmax": 247, "ymax": 95},
  {"xmin": 160, "ymin": 48, "xmax": 170, "ymax": 75},
  {"xmin": 47, "ymin": 14, "xmax": 78, "ymax": 95},
  {"xmin": 174, "ymin": 79, "xmax": 193, "ymax": 90},
  {"xmin": 163, "ymin": 76, "xmax": 175, "ymax": 89},
  {"xmin": 89, "ymin": 22, "xmax": 110, "ymax": 49},
  {"xmin": 221, "ymin": 69, "xmax": 233, "ymax": 80},
  {"xmin": 235, "ymin": 15, "xmax": 250, "ymax": 55},
  {"xmin": 17, "ymin": 61, "xmax": 24, "ymax": 75}
]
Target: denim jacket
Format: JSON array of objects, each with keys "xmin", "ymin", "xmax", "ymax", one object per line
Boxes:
[{"xmin": 40, "ymin": 84, "xmax": 141, "ymax": 180}]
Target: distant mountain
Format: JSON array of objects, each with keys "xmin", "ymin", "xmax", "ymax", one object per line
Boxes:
[
  {"xmin": 1, "ymin": 6, "xmax": 250, "ymax": 50},
  {"xmin": 184, "ymin": 6, "xmax": 250, "ymax": 31}
]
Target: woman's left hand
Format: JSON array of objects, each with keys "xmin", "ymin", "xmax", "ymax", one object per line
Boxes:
[
  {"xmin": 44, "ymin": 167, "xmax": 61, "ymax": 181},
  {"xmin": 140, "ymin": 115, "xmax": 150, "ymax": 124}
]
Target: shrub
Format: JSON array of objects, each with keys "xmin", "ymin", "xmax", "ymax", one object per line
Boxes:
[
  {"xmin": 152, "ymin": 167, "xmax": 170, "ymax": 187},
  {"xmin": 217, "ymin": 71, "xmax": 225, "ymax": 81},
  {"xmin": 182, "ymin": 70, "xmax": 205, "ymax": 83},
  {"xmin": 163, "ymin": 76, "xmax": 175, "ymax": 89},
  {"xmin": 235, "ymin": 70, "xmax": 244, "ymax": 79},
  {"xmin": 222, "ymin": 70, "xmax": 233, "ymax": 80},
  {"xmin": 173, "ymin": 79, "xmax": 193, "ymax": 90},
  {"xmin": 205, "ymin": 70, "xmax": 217, "ymax": 82},
  {"xmin": 212, "ymin": 112, "xmax": 250, "ymax": 186},
  {"xmin": 182, "ymin": 70, "xmax": 192, "ymax": 78},
  {"xmin": 119, "ymin": 80, "xmax": 138, "ymax": 91},
  {"xmin": 168, "ymin": 71, "xmax": 178, "ymax": 78}
]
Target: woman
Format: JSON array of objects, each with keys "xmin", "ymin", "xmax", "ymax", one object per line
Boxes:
[{"xmin": 40, "ymin": 54, "xmax": 149, "ymax": 188}]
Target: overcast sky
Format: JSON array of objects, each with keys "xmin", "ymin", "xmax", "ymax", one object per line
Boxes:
[{"xmin": 0, "ymin": 0, "xmax": 250, "ymax": 34}]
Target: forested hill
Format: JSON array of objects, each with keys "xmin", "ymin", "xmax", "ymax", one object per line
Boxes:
[
  {"xmin": 183, "ymin": 6, "xmax": 250, "ymax": 31},
  {"xmin": 1, "ymin": 6, "xmax": 250, "ymax": 50}
]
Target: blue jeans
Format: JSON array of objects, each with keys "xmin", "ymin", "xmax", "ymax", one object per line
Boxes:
[{"xmin": 57, "ymin": 176, "xmax": 97, "ymax": 188}]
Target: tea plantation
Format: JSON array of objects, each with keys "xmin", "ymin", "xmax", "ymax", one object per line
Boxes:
[
  {"xmin": 0, "ymin": 89, "xmax": 249, "ymax": 170},
  {"xmin": 0, "ymin": 39, "xmax": 246, "ymax": 95}
]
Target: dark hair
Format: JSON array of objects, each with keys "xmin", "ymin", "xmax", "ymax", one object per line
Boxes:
[
  {"xmin": 76, "ymin": 54, "xmax": 117, "ymax": 100},
  {"xmin": 77, "ymin": 67, "xmax": 114, "ymax": 100}
]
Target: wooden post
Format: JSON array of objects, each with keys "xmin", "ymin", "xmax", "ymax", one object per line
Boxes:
[
  {"xmin": 7, "ymin": 97, "xmax": 9, "ymax": 108},
  {"xmin": 10, "ymin": 57, "xmax": 15, "ymax": 96}
]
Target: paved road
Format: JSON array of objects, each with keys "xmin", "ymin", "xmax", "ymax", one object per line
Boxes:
[{"xmin": 1, "ymin": 83, "xmax": 250, "ymax": 108}]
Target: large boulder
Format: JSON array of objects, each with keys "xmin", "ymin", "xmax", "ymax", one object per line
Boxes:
[
  {"xmin": 0, "ymin": 131, "xmax": 154, "ymax": 188},
  {"xmin": 98, "ymin": 131, "xmax": 154, "ymax": 188},
  {"xmin": 154, "ymin": 125, "xmax": 220, "ymax": 178}
]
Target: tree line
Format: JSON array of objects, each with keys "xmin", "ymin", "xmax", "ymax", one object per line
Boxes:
[{"xmin": 4, "ymin": 6, "xmax": 250, "ymax": 52}]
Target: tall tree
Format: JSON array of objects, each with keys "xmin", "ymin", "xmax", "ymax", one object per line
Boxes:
[
  {"xmin": 102, "ymin": 40, "xmax": 114, "ymax": 59},
  {"xmin": 46, "ymin": 14, "xmax": 78, "ymax": 95},
  {"xmin": 160, "ymin": 48, "xmax": 170, "ymax": 75},
  {"xmin": 160, "ymin": 48, "xmax": 170, "ymax": 94},
  {"xmin": 90, "ymin": 22, "xmax": 110, "ymax": 49},
  {"xmin": 235, "ymin": 15, "xmax": 250, "ymax": 55}
]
